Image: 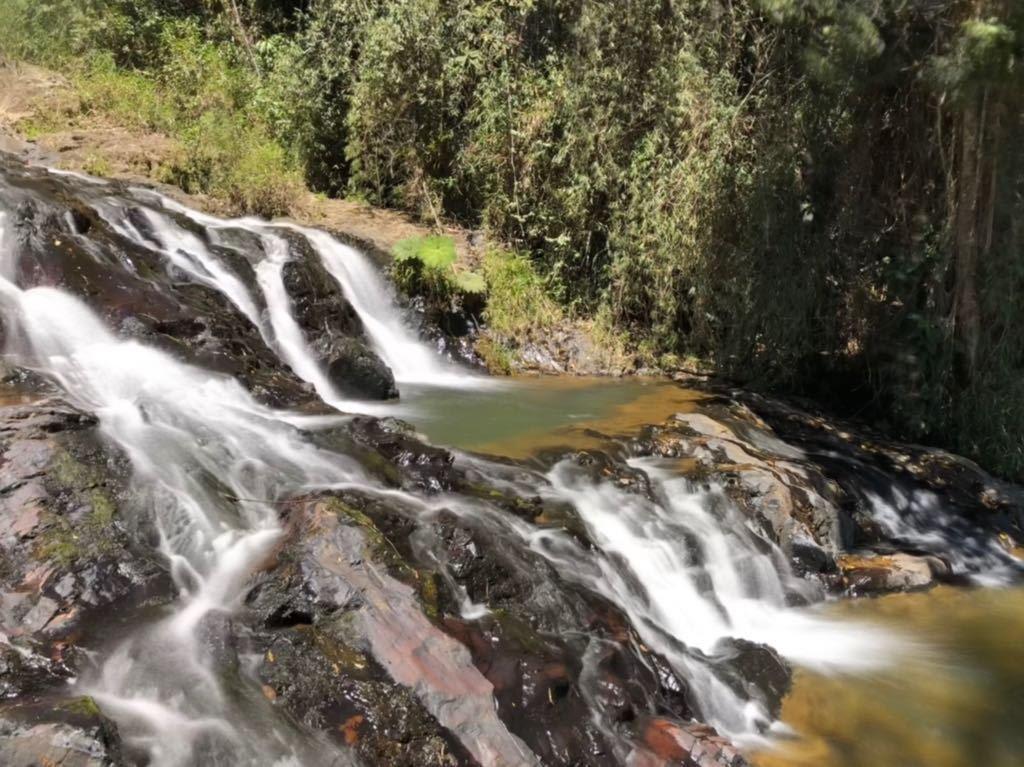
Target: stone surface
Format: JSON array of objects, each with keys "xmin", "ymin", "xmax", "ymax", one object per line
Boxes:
[
  {"xmin": 838, "ymin": 552, "xmax": 948, "ymax": 595},
  {"xmin": 324, "ymin": 338, "xmax": 398, "ymax": 400}
]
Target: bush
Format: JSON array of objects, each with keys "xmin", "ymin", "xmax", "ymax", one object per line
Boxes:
[
  {"xmin": 391, "ymin": 235, "xmax": 485, "ymax": 311},
  {"xmin": 480, "ymin": 248, "xmax": 560, "ymax": 339},
  {"xmin": 2, "ymin": 2, "xmax": 303, "ymax": 216}
]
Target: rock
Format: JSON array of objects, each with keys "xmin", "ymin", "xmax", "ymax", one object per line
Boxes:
[
  {"xmin": 279, "ymin": 242, "xmax": 403, "ymax": 400},
  {"xmin": 0, "ymin": 699, "xmax": 125, "ymax": 767},
  {"xmin": 281, "ymin": 243, "xmax": 363, "ymax": 339},
  {"xmin": 632, "ymin": 717, "xmax": 748, "ymax": 767},
  {"xmin": 839, "ymin": 552, "xmax": 949, "ymax": 595},
  {"xmin": 789, "ymin": 534, "xmax": 837, "ymax": 578},
  {"xmin": 348, "ymin": 416, "xmax": 453, "ymax": 491},
  {"xmin": 325, "ymin": 337, "xmax": 398, "ymax": 400},
  {"xmin": 248, "ymin": 495, "xmax": 541, "ymax": 766},
  {"xmin": 0, "ymin": 397, "xmax": 171, "ymax": 703},
  {"xmin": 708, "ymin": 639, "xmax": 792, "ymax": 720}
]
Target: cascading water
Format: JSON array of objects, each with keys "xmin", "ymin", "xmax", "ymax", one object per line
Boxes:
[
  {"xmin": 283, "ymin": 224, "xmax": 472, "ymax": 388},
  {"xmin": 0, "ymin": 212, "xmax": 363, "ymax": 765},
  {"xmin": 2, "ymin": 158, "xmax": 1014, "ymax": 766},
  {"xmin": 134, "ymin": 189, "xmax": 482, "ymax": 389},
  {"xmin": 429, "ymin": 454, "xmax": 904, "ymax": 742}
]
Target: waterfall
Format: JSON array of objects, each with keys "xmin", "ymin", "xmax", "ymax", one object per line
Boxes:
[
  {"xmin": 134, "ymin": 190, "xmax": 485, "ymax": 390},
  {"xmin": 0, "ymin": 163, "xmax": 942, "ymax": 765},
  {"xmin": 540, "ymin": 458, "xmax": 902, "ymax": 737},
  {"xmin": 433, "ymin": 454, "xmax": 904, "ymax": 742},
  {"xmin": 0, "ymin": 213, "xmax": 360, "ymax": 764},
  {"xmin": 0, "ymin": 205, "xmax": 531, "ymax": 765}
]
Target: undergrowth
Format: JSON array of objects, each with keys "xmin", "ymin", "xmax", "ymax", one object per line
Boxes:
[{"xmin": 1, "ymin": 5, "xmax": 302, "ymax": 217}]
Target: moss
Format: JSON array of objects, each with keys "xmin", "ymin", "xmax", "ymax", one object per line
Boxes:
[
  {"xmin": 486, "ymin": 608, "xmax": 551, "ymax": 657},
  {"xmin": 60, "ymin": 696, "xmax": 103, "ymax": 719},
  {"xmin": 418, "ymin": 571, "xmax": 440, "ymax": 620},
  {"xmin": 50, "ymin": 449, "xmax": 102, "ymax": 490},
  {"xmin": 34, "ymin": 520, "xmax": 80, "ymax": 567},
  {"xmin": 353, "ymin": 447, "xmax": 403, "ymax": 487},
  {"xmin": 320, "ymin": 497, "xmax": 413, "ymax": 579},
  {"xmin": 474, "ymin": 336, "xmax": 515, "ymax": 375},
  {"xmin": 89, "ymin": 489, "xmax": 116, "ymax": 526},
  {"xmin": 35, "ymin": 450, "xmax": 121, "ymax": 568},
  {"xmin": 306, "ymin": 626, "xmax": 371, "ymax": 675}
]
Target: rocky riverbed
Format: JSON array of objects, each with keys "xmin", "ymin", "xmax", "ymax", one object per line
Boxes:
[{"xmin": 0, "ymin": 153, "xmax": 1020, "ymax": 766}]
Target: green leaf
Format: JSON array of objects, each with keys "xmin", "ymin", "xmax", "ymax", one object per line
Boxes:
[
  {"xmin": 453, "ymin": 270, "xmax": 486, "ymax": 295},
  {"xmin": 392, "ymin": 235, "xmax": 456, "ymax": 269}
]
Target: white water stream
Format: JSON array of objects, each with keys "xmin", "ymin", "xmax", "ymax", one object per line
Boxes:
[{"xmin": 133, "ymin": 190, "xmax": 480, "ymax": 389}]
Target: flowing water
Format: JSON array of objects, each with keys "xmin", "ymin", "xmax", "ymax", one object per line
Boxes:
[
  {"xmin": 0, "ymin": 157, "xmax": 1020, "ymax": 766},
  {"xmin": 753, "ymin": 586, "xmax": 1024, "ymax": 767}
]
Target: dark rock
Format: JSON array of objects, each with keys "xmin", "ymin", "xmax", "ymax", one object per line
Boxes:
[
  {"xmin": 708, "ymin": 639, "xmax": 791, "ymax": 721},
  {"xmin": 248, "ymin": 495, "xmax": 538, "ymax": 765},
  {"xmin": 348, "ymin": 416, "xmax": 453, "ymax": 492},
  {"xmin": 325, "ymin": 337, "xmax": 398, "ymax": 400},
  {"xmin": 281, "ymin": 241, "xmax": 363, "ymax": 339},
  {"xmin": 790, "ymin": 535, "xmax": 837, "ymax": 577}
]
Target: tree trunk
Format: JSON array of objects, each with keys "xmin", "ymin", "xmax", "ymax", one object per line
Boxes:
[{"xmin": 952, "ymin": 88, "xmax": 983, "ymax": 382}]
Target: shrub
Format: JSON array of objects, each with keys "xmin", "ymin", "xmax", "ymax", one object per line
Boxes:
[
  {"xmin": 480, "ymin": 249, "xmax": 560, "ymax": 339},
  {"xmin": 391, "ymin": 235, "xmax": 485, "ymax": 311}
]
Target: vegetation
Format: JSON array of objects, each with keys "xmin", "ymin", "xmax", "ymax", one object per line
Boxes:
[
  {"xmin": 391, "ymin": 234, "xmax": 485, "ymax": 306},
  {"xmin": 0, "ymin": 0, "xmax": 303, "ymax": 215},
  {"xmin": 480, "ymin": 248, "xmax": 562, "ymax": 339},
  {"xmin": 0, "ymin": 0, "xmax": 1021, "ymax": 479}
]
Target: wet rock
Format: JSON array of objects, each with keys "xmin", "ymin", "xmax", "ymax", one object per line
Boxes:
[
  {"xmin": 254, "ymin": 627, "xmax": 467, "ymax": 766},
  {"xmin": 0, "ymin": 397, "xmax": 170, "ymax": 702},
  {"xmin": 0, "ymin": 162, "xmax": 319, "ymax": 407},
  {"xmin": 632, "ymin": 717, "xmax": 748, "ymax": 767},
  {"xmin": 349, "ymin": 417, "xmax": 454, "ymax": 492},
  {"xmin": 279, "ymin": 239, "xmax": 402, "ymax": 400},
  {"xmin": 789, "ymin": 534, "xmax": 838, "ymax": 578},
  {"xmin": 708, "ymin": 639, "xmax": 791, "ymax": 720},
  {"xmin": 0, "ymin": 698, "xmax": 125, "ymax": 767},
  {"xmin": 249, "ymin": 495, "xmax": 541, "ymax": 765},
  {"xmin": 569, "ymin": 450, "xmax": 653, "ymax": 499},
  {"xmin": 324, "ymin": 338, "xmax": 398, "ymax": 400},
  {"xmin": 839, "ymin": 551, "xmax": 949, "ymax": 595},
  {"xmin": 315, "ymin": 482, "xmax": 703, "ymax": 765},
  {"xmin": 731, "ymin": 391, "xmax": 1024, "ymax": 568},
  {"xmin": 281, "ymin": 241, "xmax": 363, "ymax": 339}
]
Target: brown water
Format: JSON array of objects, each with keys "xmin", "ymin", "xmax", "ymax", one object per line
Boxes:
[
  {"xmin": 0, "ymin": 379, "xmax": 42, "ymax": 406},
  {"xmin": 754, "ymin": 586, "xmax": 1024, "ymax": 767}
]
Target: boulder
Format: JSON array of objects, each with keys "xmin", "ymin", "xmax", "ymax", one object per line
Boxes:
[
  {"xmin": 325, "ymin": 338, "xmax": 398, "ymax": 400},
  {"xmin": 0, "ymin": 698, "xmax": 125, "ymax": 767},
  {"xmin": 0, "ymin": 720, "xmax": 122, "ymax": 767},
  {"xmin": 839, "ymin": 551, "xmax": 949, "ymax": 595},
  {"xmin": 709, "ymin": 639, "xmax": 792, "ymax": 720}
]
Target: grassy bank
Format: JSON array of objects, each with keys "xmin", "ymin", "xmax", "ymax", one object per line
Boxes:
[
  {"xmin": 0, "ymin": 1, "xmax": 304, "ymax": 216},
  {"xmin": 0, "ymin": 0, "xmax": 1021, "ymax": 480}
]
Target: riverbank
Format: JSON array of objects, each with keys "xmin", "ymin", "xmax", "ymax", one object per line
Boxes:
[{"xmin": 0, "ymin": 60, "xmax": 636, "ymax": 379}]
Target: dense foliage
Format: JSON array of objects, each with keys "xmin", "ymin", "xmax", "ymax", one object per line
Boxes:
[{"xmin": 1, "ymin": 0, "xmax": 1022, "ymax": 478}]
